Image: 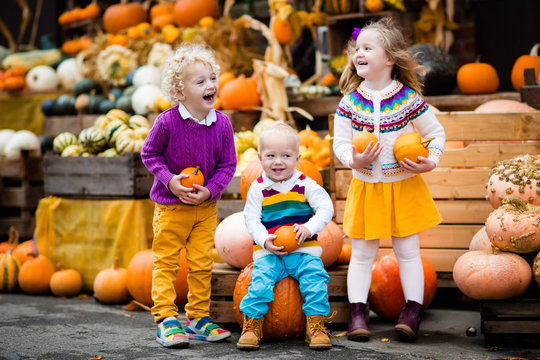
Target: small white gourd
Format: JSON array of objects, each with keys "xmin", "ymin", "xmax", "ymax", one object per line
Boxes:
[{"xmin": 25, "ymin": 65, "xmax": 58, "ymax": 92}]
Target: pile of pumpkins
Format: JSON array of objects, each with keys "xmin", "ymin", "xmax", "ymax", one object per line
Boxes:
[
  {"xmin": 51, "ymin": 109, "xmax": 150, "ymax": 157},
  {"xmin": 453, "ymin": 154, "xmax": 540, "ymax": 300},
  {"xmin": 0, "ymin": 227, "xmax": 188, "ymax": 307}
]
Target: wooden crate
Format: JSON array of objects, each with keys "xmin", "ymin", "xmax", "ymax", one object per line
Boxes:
[
  {"xmin": 44, "ymin": 153, "xmax": 153, "ymax": 198},
  {"xmin": 329, "ymin": 111, "xmax": 540, "ymax": 285},
  {"xmin": 210, "ymin": 262, "xmax": 349, "ymax": 324},
  {"xmin": 0, "ymin": 150, "xmax": 44, "ymax": 240},
  {"xmin": 480, "ymin": 287, "xmax": 540, "ymax": 348}
]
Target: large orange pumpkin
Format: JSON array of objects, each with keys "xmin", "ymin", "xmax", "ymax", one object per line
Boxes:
[
  {"xmin": 368, "ymin": 254, "xmax": 437, "ymax": 320},
  {"xmin": 18, "ymin": 252, "xmax": 55, "ymax": 294},
  {"xmin": 317, "ymin": 221, "xmax": 344, "ymax": 268},
  {"xmin": 126, "ymin": 248, "xmax": 189, "ymax": 307},
  {"xmin": 453, "ymin": 250, "xmax": 531, "ymax": 300},
  {"xmin": 214, "ymin": 212, "xmax": 254, "ymax": 269},
  {"xmin": 233, "ymin": 262, "xmax": 305, "ymax": 340},
  {"xmin": 511, "ymin": 43, "xmax": 540, "ymax": 92},
  {"xmin": 336, "ymin": 243, "xmax": 352, "ymax": 264},
  {"xmin": 240, "ymin": 157, "xmax": 323, "ymax": 202},
  {"xmin": 93, "ymin": 257, "xmax": 131, "ymax": 304},
  {"xmin": 457, "ymin": 62, "xmax": 499, "ymax": 94},
  {"xmin": 12, "ymin": 240, "xmax": 38, "ymax": 265},
  {"xmin": 173, "ymin": 0, "xmax": 218, "ymax": 27},
  {"xmin": 220, "ymin": 75, "xmax": 261, "ymax": 111},
  {"xmin": 103, "ymin": 1, "xmax": 148, "ymax": 34}
]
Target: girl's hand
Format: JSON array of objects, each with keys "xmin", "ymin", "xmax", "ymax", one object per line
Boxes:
[
  {"xmin": 168, "ymin": 174, "xmax": 193, "ymax": 198},
  {"xmin": 292, "ymin": 224, "xmax": 310, "ymax": 245},
  {"xmin": 181, "ymin": 185, "xmax": 211, "ymax": 205},
  {"xmin": 350, "ymin": 142, "xmax": 381, "ymax": 169},
  {"xmin": 400, "ymin": 156, "xmax": 436, "ymax": 173},
  {"xmin": 264, "ymin": 235, "xmax": 288, "ymax": 256}
]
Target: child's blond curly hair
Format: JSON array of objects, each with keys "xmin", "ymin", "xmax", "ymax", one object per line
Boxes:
[
  {"xmin": 339, "ymin": 17, "xmax": 424, "ymax": 95},
  {"xmin": 161, "ymin": 43, "xmax": 221, "ymax": 104}
]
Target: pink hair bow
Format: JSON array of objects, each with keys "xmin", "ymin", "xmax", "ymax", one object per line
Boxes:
[{"xmin": 352, "ymin": 27, "xmax": 361, "ymax": 41}]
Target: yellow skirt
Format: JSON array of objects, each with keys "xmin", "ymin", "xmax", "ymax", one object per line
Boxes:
[{"xmin": 343, "ymin": 175, "xmax": 441, "ymax": 240}]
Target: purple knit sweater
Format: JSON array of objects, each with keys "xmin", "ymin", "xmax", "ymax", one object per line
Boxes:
[{"xmin": 141, "ymin": 106, "xmax": 237, "ymax": 204}]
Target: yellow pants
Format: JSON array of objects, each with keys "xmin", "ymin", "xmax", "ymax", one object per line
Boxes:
[{"xmin": 151, "ymin": 201, "xmax": 217, "ymax": 323}]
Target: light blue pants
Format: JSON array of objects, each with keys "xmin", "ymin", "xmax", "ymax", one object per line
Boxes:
[{"xmin": 239, "ymin": 252, "xmax": 330, "ymax": 319}]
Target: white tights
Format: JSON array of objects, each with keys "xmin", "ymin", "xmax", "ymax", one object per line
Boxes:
[{"xmin": 347, "ymin": 233, "xmax": 424, "ymax": 304}]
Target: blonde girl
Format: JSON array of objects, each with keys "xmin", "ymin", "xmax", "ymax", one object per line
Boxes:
[{"xmin": 333, "ymin": 17, "xmax": 445, "ymax": 342}]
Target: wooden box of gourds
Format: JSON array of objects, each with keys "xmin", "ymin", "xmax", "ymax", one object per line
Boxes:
[{"xmin": 43, "ymin": 152, "xmax": 153, "ymax": 198}]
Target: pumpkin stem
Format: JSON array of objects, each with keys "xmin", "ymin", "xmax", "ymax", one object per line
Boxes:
[
  {"xmin": 530, "ymin": 43, "xmax": 539, "ymax": 56},
  {"xmin": 192, "ymin": 166, "xmax": 200, "ymax": 175},
  {"xmin": 8, "ymin": 226, "xmax": 19, "ymax": 246},
  {"xmin": 501, "ymin": 195, "xmax": 528, "ymax": 212},
  {"xmin": 421, "ymin": 137, "xmax": 434, "ymax": 148},
  {"xmin": 112, "ymin": 257, "xmax": 120, "ymax": 270}
]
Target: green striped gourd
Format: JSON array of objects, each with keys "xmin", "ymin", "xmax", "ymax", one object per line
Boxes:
[
  {"xmin": 326, "ymin": 0, "xmax": 357, "ymax": 13},
  {"xmin": 78, "ymin": 126, "xmax": 107, "ymax": 154},
  {"xmin": 105, "ymin": 119, "xmax": 129, "ymax": 147},
  {"xmin": 128, "ymin": 115, "xmax": 150, "ymax": 129},
  {"xmin": 0, "ymin": 250, "xmax": 21, "ymax": 292},
  {"xmin": 116, "ymin": 129, "xmax": 145, "ymax": 154},
  {"xmin": 100, "ymin": 148, "xmax": 119, "ymax": 157},
  {"xmin": 52, "ymin": 132, "xmax": 78, "ymax": 154},
  {"xmin": 61, "ymin": 144, "xmax": 83, "ymax": 157},
  {"xmin": 105, "ymin": 109, "xmax": 130, "ymax": 124},
  {"xmin": 93, "ymin": 115, "xmax": 111, "ymax": 131}
]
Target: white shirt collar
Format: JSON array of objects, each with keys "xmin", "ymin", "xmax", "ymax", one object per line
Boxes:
[
  {"xmin": 360, "ymin": 79, "xmax": 396, "ymax": 97},
  {"xmin": 177, "ymin": 102, "xmax": 217, "ymax": 126},
  {"xmin": 260, "ymin": 169, "xmax": 303, "ymax": 193}
]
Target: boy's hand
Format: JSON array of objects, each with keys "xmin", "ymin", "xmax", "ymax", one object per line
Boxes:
[
  {"xmin": 292, "ymin": 224, "xmax": 311, "ymax": 245},
  {"xmin": 264, "ymin": 235, "xmax": 288, "ymax": 256},
  {"xmin": 168, "ymin": 174, "xmax": 193, "ymax": 198},
  {"xmin": 399, "ymin": 156, "xmax": 436, "ymax": 174},
  {"xmin": 181, "ymin": 185, "xmax": 211, "ymax": 205},
  {"xmin": 350, "ymin": 142, "xmax": 381, "ymax": 169}
]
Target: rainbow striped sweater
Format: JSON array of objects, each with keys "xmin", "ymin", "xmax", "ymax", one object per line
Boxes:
[
  {"xmin": 244, "ymin": 170, "xmax": 334, "ymax": 260},
  {"xmin": 333, "ymin": 80, "xmax": 445, "ymax": 183}
]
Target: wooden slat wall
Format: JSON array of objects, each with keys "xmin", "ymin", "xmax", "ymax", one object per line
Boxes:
[{"xmin": 329, "ymin": 111, "xmax": 540, "ymax": 278}]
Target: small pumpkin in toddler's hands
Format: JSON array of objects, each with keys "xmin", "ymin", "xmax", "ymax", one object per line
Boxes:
[
  {"xmin": 273, "ymin": 225, "xmax": 299, "ymax": 253},
  {"xmin": 352, "ymin": 131, "xmax": 378, "ymax": 153},
  {"xmin": 180, "ymin": 166, "xmax": 204, "ymax": 188},
  {"xmin": 394, "ymin": 132, "xmax": 433, "ymax": 163}
]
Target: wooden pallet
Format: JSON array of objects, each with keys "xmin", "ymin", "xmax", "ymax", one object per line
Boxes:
[
  {"xmin": 328, "ymin": 111, "xmax": 540, "ymax": 285},
  {"xmin": 480, "ymin": 287, "xmax": 540, "ymax": 348},
  {"xmin": 0, "ymin": 150, "xmax": 44, "ymax": 240},
  {"xmin": 210, "ymin": 262, "xmax": 350, "ymax": 325},
  {"xmin": 44, "ymin": 153, "xmax": 153, "ymax": 198}
]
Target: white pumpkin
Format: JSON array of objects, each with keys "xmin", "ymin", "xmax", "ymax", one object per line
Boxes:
[
  {"xmin": 132, "ymin": 84, "xmax": 162, "ymax": 115},
  {"xmin": 3, "ymin": 130, "xmax": 41, "ymax": 159},
  {"xmin": 25, "ymin": 65, "xmax": 58, "ymax": 92},
  {"xmin": 132, "ymin": 65, "xmax": 161, "ymax": 87},
  {"xmin": 0, "ymin": 129, "xmax": 16, "ymax": 155},
  {"xmin": 56, "ymin": 58, "xmax": 81, "ymax": 90}
]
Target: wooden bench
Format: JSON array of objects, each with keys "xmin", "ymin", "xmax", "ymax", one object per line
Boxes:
[{"xmin": 328, "ymin": 111, "xmax": 540, "ymax": 286}]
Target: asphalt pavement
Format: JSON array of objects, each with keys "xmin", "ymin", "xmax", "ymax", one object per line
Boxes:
[{"xmin": 0, "ymin": 290, "xmax": 539, "ymax": 360}]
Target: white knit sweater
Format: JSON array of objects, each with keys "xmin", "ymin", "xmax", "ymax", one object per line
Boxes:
[{"xmin": 333, "ymin": 80, "xmax": 445, "ymax": 183}]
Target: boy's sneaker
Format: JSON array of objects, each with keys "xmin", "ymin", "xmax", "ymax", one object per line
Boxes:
[
  {"xmin": 156, "ymin": 316, "xmax": 189, "ymax": 348},
  {"xmin": 185, "ymin": 317, "xmax": 231, "ymax": 341}
]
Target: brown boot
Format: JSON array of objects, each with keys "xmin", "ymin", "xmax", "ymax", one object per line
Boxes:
[
  {"xmin": 236, "ymin": 315, "xmax": 263, "ymax": 350},
  {"xmin": 348, "ymin": 302, "xmax": 371, "ymax": 341},
  {"xmin": 305, "ymin": 315, "xmax": 332, "ymax": 350},
  {"xmin": 395, "ymin": 300, "xmax": 424, "ymax": 341}
]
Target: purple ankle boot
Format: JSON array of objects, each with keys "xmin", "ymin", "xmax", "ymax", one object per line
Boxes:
[
  {"xmin": 395, "ymin": 300, "xmax": 424, "ymax": 341},
  {"xmin": 348, "ymin": 302, "xmax": 371, "ymax": 341}
]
